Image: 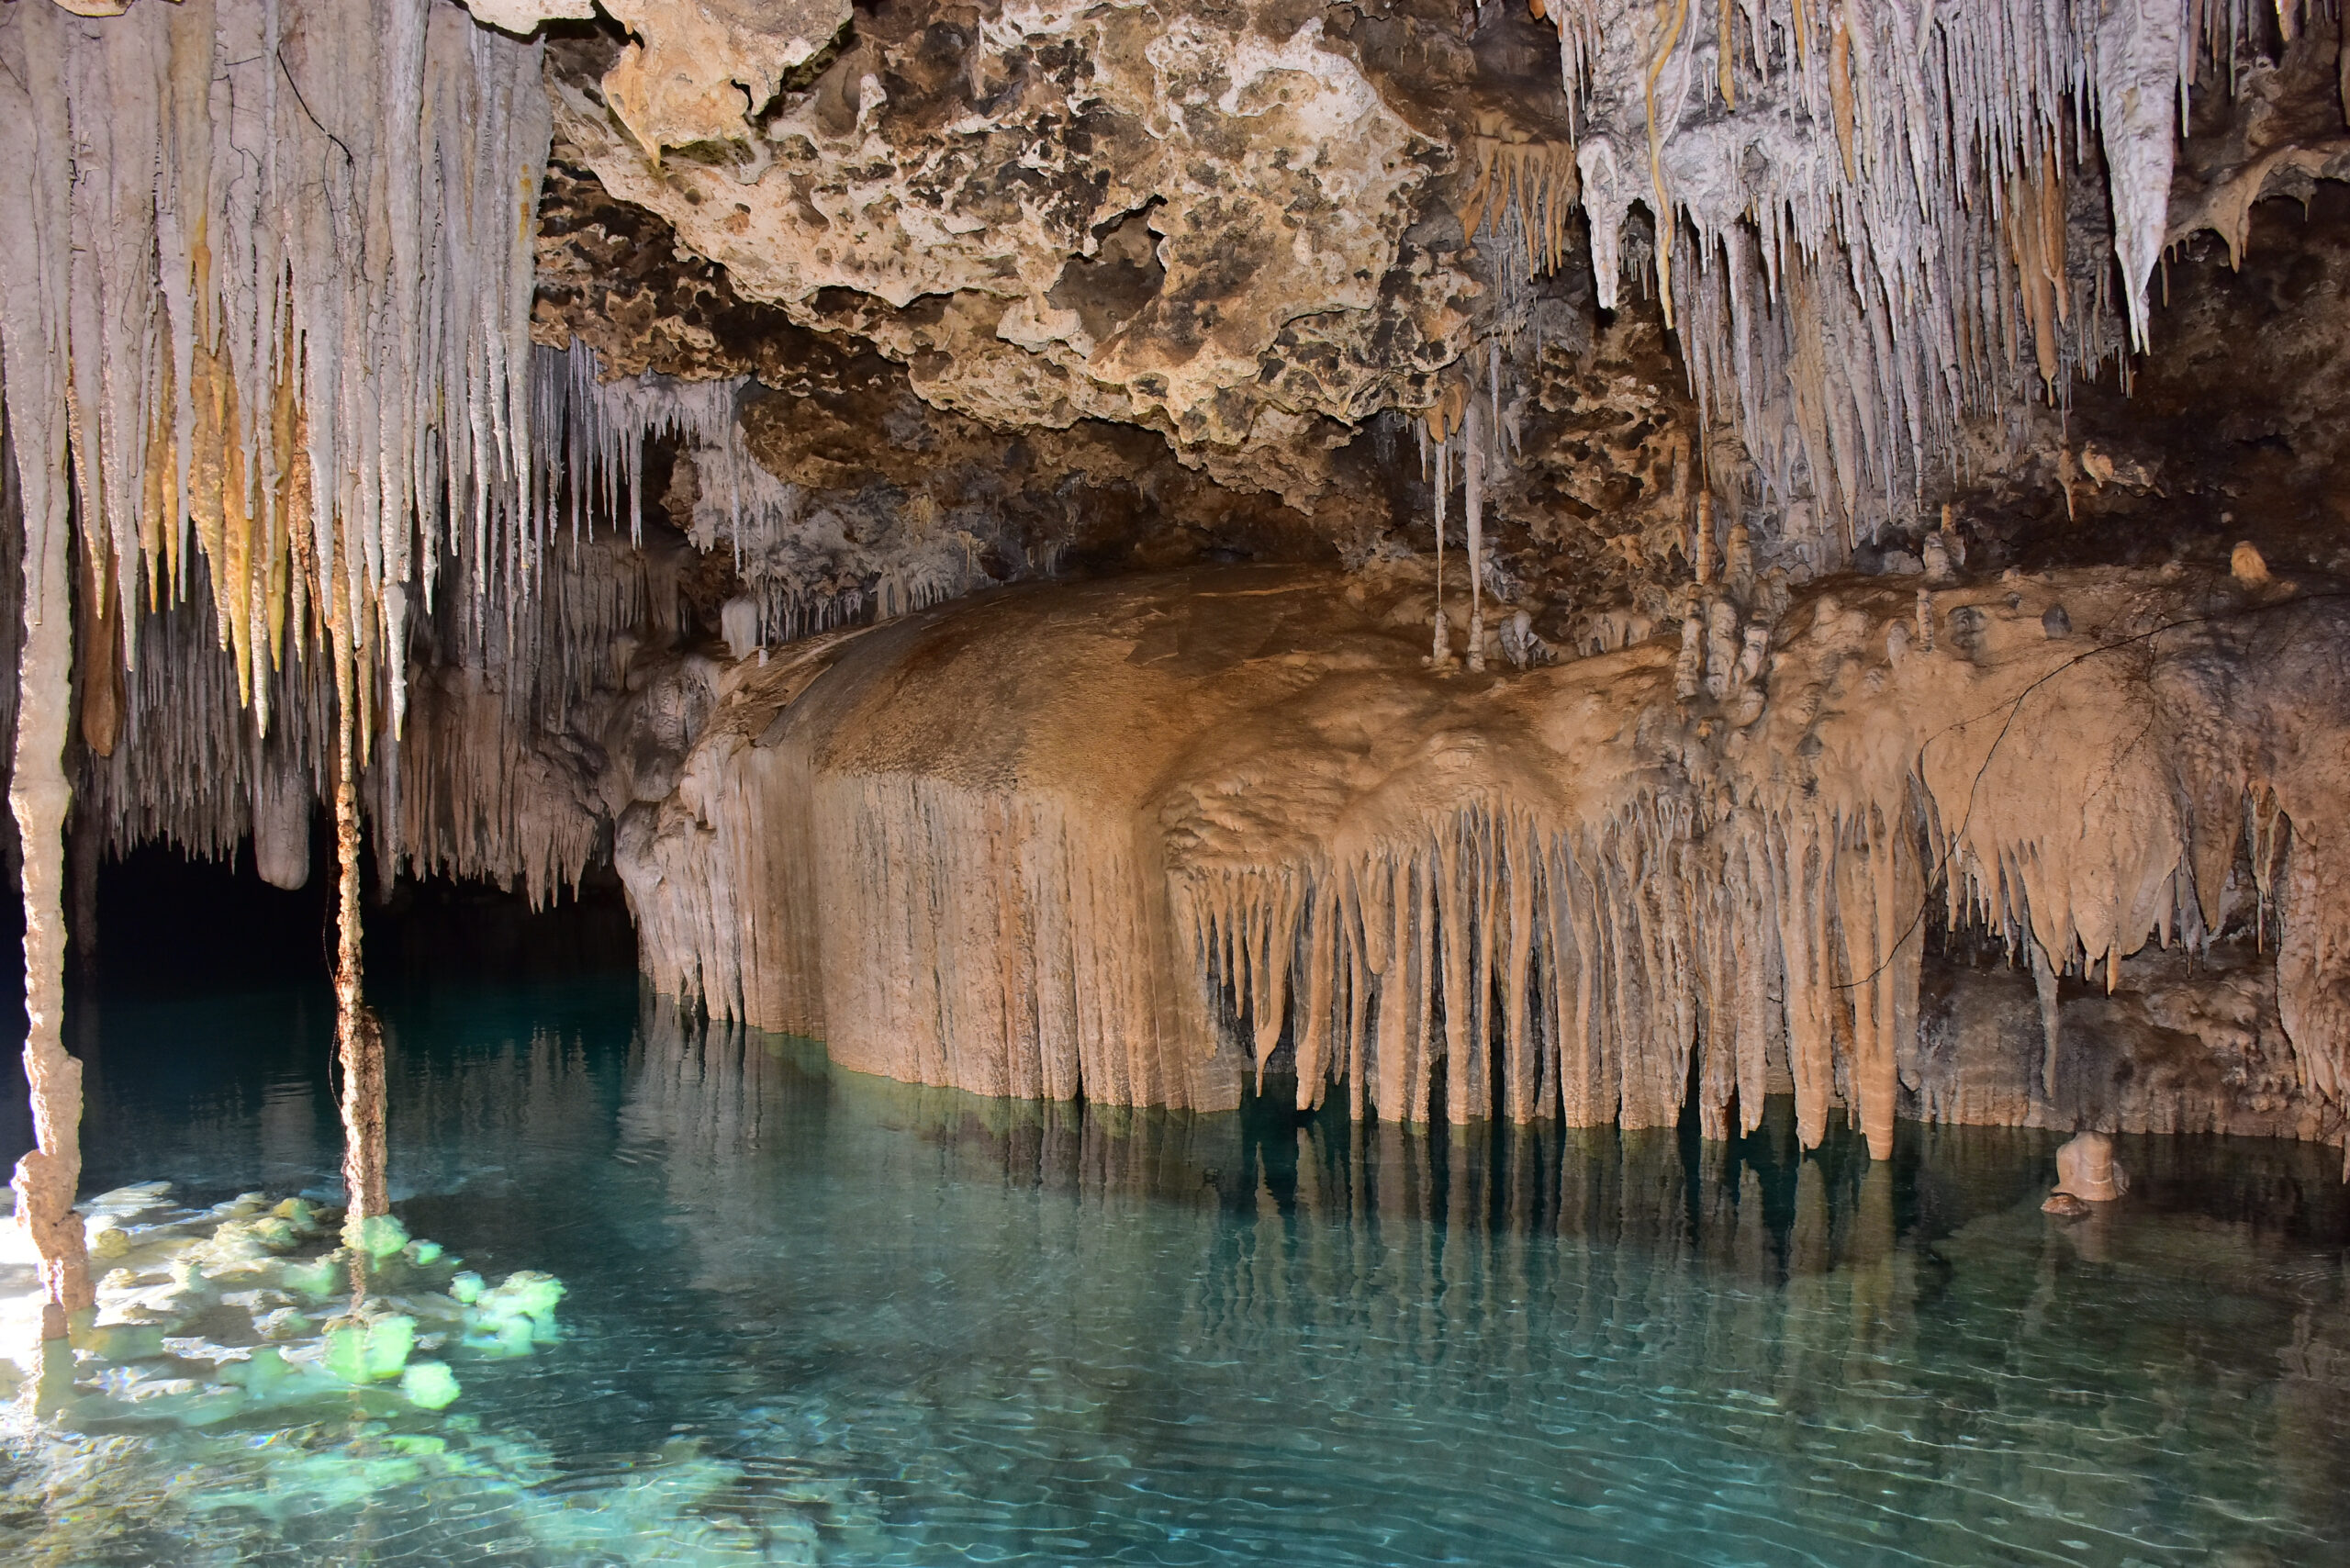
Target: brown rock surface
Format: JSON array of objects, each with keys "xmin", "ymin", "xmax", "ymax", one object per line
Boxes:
[
  {"xmin": 616, "ymin": 559, "xmax": 2350, "ymax": 1160},
  {"xmin": 541, "ymin": 1, "xmax": 1473, "ymax": 503},
  {"xmin": 2054, "ymin": 1131, "xmax": 2131, "ymax": 1204}
]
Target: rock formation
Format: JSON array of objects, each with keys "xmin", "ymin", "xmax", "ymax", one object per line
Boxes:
[
  {"xmin": 2053, "ymin": 1130, "xmax": 2131, "ymax": 1204},
  {"xmin": 6, "ymin": 0, "xmax": 2350, "ymax": 1325},
  {"xmin": 616, "ymin": 560, "xmax": 2350, "ymax": 1162}
]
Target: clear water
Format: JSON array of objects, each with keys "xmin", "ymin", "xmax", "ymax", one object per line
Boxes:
[{"xmin": 7, "ymin": 972, "xmax": 2350, "ymax": 1566}]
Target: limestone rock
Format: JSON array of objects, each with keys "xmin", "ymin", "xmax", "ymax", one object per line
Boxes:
[
  {"xmin": 618, "ymin": 561, "xmax": 2350, "ymax": 1161},
  {"xmin": 2053, "ymin": 1131, "xmax": 2131, "ymax": 1204},
  {"xmin": 543, "ymin": 4, "xmax": 1468, "ymax": 503},
  {"xmin": 599, "ymin": 0, "xmax": 852, "ymax": 155},
  {"xmin": 460, "ymin": 0, "xmax": 598, "ymax": 33}
]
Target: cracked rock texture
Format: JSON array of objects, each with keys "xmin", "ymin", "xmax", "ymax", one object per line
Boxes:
[{"xmin": 542, "ymin": 1, "xmax": 1477, "ymax": 504}]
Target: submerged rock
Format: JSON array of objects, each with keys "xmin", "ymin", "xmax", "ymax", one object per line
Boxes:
[
  {"xmin": 2053, "ymin": 1132, "xmax": 2132, "ymax": 1204},
  {"xmin": 1, "ymin": 1190, "xmax": 565, "ymax": 1430}
]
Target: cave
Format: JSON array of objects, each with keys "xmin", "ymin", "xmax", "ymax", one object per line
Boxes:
[{"xmin": 5, "ymin": 0, "xmax": 2350, "ymax": 1560}]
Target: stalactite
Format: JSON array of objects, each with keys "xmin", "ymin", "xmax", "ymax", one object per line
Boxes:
[
  {"xmin": 1543, "ymin": 0, "xmax": 2296, "ymax": 544},
  {"xmin": 1464, "ymin": 401, "xmax": 1487, "ymax": 673},
  {"xmin": 1457, "ymin": 137, "xmax": 1582, "ymax": 277},
  {"xmin": 533, "ymin": 338, "xmax": 1005, "ymax": 653},
  {"xmin": 6, "ymin": 409, "xmax": 92, "ymax": 1337},
  {"xmin": 0, "ymin": 5, "xmax": 558, "ymax": 1301},
  {"xmin": 0, "ymin": 0, "xmax": 551, "ymax": 737},
  {"xmin": 1431, "ymin": 435, "xmax": 1450, "ymax": 666}
]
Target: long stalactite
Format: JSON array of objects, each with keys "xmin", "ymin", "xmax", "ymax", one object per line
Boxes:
[{"xmin": 5, "ymin": 413, "xmax": 92, "ymax": 1337}]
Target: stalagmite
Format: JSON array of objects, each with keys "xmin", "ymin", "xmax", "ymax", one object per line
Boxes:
[
  {"xmin": 1733, "ymin": 625, "xmax": 1767, "ymax": 694},
  {"xmin": 1499, "ymin": 608, "xmax": 1550, "ymax": 671},
  {"xmin": 1723, "ymin": 521, "xmax": 1753, "ymax": 603},
  {"xmin": 1674, "ymin": 615, "xmax": 1705, "ymax": 700},
  {"xmin": 1711, "ymin": 599, "xmax": 1744, "ymax": 699},
  {"xmin": 2053, "ymin": 1130, "xmax": 2130, "ymax": 1202},
  {"xmin": 1920, "ymin": 532, "xmax": 1953, "ymax": 586}
]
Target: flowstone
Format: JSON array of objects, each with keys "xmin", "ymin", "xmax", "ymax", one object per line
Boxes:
[{"xmin": 624, "ymin": 559, "xmax": 2350, "ymax": 1163}]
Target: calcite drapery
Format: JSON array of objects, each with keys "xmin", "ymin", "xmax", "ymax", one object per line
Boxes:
[{"xmin": 619, "ymin": 563, "xmax": 2350, "ymax": 1161}]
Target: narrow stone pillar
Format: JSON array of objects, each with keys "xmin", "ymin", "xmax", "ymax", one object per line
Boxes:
[
  {"xmin": 9, "ymin": 433, "xmax": 91, "ymax": 1337},
  {"xmin": 1464, "ymin": 401, "xmax": 1486, "ymax": 673},
  {"xmin": 330, "ymin": 620, "xmax": 387, "ymax": 1241}
]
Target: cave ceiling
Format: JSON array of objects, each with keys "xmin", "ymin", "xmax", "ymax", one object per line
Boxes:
[{"xmin": 512, "ymin": 0, "xmax": 2350, "ymax": 625}]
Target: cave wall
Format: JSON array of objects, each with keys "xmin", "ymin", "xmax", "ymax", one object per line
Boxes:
[{"xmin": 612, "ymin": 559, "xmax": 2350, "ymax": 1159}]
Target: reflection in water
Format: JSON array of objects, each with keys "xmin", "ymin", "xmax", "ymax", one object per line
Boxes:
[{"xmin": 7, "ymin": 982, "xmax": 2350, "ymax": 1566}]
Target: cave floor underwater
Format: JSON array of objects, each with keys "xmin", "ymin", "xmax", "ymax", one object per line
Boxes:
[{"xmin": 3, "ymin": 963, "xmax": 2347, "ymax": 1566}]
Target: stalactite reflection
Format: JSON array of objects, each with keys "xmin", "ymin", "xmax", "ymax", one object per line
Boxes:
[
  {"xmin": 19, "ymin": 987, "xmax": 2350, "ymax": 1564},
  {"xmin": 599, "ymin": 1005, "xmax": 2350, "ymax": 1561}
]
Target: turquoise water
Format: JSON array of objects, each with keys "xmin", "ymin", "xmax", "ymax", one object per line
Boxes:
[{"xmin": 8, "ymin": 973, "xmax": 2350, "ymax": 1565}]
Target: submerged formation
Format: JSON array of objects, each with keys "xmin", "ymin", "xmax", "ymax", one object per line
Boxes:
[{"xmin": 5, "ymin": 0, "xmax": 2350, "ymax": 1338}]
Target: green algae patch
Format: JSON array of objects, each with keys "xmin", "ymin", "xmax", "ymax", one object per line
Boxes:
[
  {"xmin": 24, "ymin": 1185, "xmax": 567, "ymax": 1431},
  {"xmin": 400, "ymin": 1361, "xmax": 462, "ymax": 1410},
  {"xmin": 349, "ymin": 1213, "xmax": 412, "ymax": 1260}
]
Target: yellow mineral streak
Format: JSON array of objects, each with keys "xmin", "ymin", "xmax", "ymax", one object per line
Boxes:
[
  {"xmin": 1458, "ymin": 138, "xmax": 1582, "ymax": 276},
  {"xmin": 0, "ymin": 0, "xmax": 546, "ymax": 1331},
  {"xmin": 1645, "ymin": 0, "xmax": 1692, "ymax": 326}
]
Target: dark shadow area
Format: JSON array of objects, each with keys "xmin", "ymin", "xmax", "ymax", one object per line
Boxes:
[
  {"xmin": 370, "ymin": 861, "xmax": 638, "ymax": 989},
  {"xmin": 2, "ymin": 836, "xmax": 639, "ymax": 1177},
  {"xmin": 85, "ymin": 834, "xmax": 638, "ymax": 997},
  {"xmin": 87, "ymin": 836, "xmax": 338, "ymax": 995}
]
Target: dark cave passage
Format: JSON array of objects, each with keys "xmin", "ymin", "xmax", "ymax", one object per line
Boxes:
[{"xmin": 0, "ymin": 840, "xmax": 638, "ymax": 1175}]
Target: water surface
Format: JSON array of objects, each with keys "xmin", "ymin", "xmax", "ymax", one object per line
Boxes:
[{"xmin": 6, "ymin": 974, "xmax": 2349, "ymax": 1565}]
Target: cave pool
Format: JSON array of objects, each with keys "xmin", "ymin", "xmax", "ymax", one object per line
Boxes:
[{"xmin": 5, "ymin": 971, "xmax": 2347, "ymax": 1567}]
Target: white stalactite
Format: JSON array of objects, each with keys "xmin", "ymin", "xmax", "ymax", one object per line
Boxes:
[
  {"xmin": 1464, "ymin": 401, "xmax": 1486, "ymax": 674},
  {"xmin": 1540, "ymin": 0, "xmax": 2309, "ymax": 547}
]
